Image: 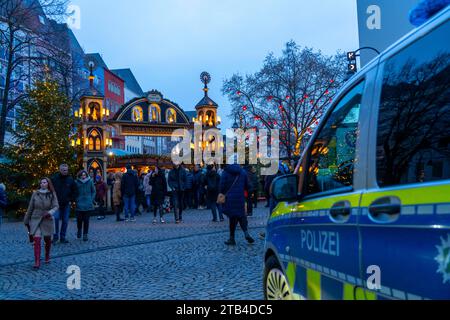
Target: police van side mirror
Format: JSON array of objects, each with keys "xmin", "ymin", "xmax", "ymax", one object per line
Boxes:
[{"xmin": 272, "ymin": 174, "xmax": 299, "ymax": 202}]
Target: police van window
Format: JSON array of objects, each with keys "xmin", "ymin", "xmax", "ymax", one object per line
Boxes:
[
  {"xmin": 376, "ymin": 21, "xmax": 450, "ymax": 187},
  {"xmin": 305, "ymin": 81, "xmax": 364, "ymax": 195}
]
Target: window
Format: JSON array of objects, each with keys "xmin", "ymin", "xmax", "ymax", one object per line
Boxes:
[
  {"xmin": 132, "ymin": 106, "xmax": 144, "ymax": 122},
  {"xmin": 108, "ymin": 80, "xmax": 121, "ymax": 96},
  {"xmin": 166, "ymin": 108, "xmax": 176, "ymax": 123},
  {"xmin": 305, "ymin": 81, "xmax": 364, "ymax": 195},
  {"xmin": 88, "ymin": 130, "xmax": 102, "ymax": 151},
  {"xmin": 149, "ymin": 104, "xmax": 161, "ymax": 122},
  {"xmin": 376, "ymin": 21, "xmax": 450, "ymax": 187},
  {"xmin": 88, "ymin": 103, "xmax": 101, "ymax": 122}
]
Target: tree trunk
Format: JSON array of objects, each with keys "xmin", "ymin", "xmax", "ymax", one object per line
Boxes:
[{"xmin": 0, "ymin": 29, "xmax": 15, "ymax": 149}]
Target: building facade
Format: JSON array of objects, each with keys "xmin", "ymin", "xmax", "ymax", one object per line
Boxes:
[{"xmin": 1, "ymin": 1, "xmax": 86, "ymax": 146}]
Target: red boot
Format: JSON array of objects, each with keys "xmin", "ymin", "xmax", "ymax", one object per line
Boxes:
[
  {"xmin": 33, "ymin": 237, "xmax": 41, "ymax": 269},
  {"xmin": 44, "ymin": 236, "xmax": 51, "ymax": 264}
]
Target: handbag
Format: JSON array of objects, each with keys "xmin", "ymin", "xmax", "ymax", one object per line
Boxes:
[{"xmin": 217, "ymin": 175, "xmax": 239, "ymax": 205}]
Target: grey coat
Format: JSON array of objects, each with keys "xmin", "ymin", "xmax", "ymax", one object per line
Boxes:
[
  {"xmin": 24, "ymin": 190, "xmax": 59, "ymax": 237},
  {"xmin": 75, "ymin": 178, "xmax": 96, "ymax": 212}
]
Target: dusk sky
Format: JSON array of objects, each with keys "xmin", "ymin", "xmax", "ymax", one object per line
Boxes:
[{"xmin": 71, "ymin": 0, "xmax": 359, "ymax": 129}]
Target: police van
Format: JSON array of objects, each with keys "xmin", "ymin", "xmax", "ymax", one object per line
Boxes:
[{"xmin": 264, "ymin": 5, "xmax": 450, "ymax": 300}]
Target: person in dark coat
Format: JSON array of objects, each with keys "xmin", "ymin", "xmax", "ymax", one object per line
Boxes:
[
  {"xmin": 192, "ymin": 165, "xmax": 201, "ymax": 209},
  {"xmin": 95, "ymin": 175, "xmax": 107, "ymax": 220},
  {"xmin": 51, "ymin": 164, "xmax": 78, "ymax": 244},
  {"xmin": 184, "ymin": 168, "xmax": 194, "ymax": 209},
  {"xmin": 121, "ymin": 165, "xmax": 139, "ymax": 222},
  {"xmin": 0, "ymin": 183, "xmax": 7, "ymax": 227},
  {"xmin": 244, "ymin": 165, "xmax": 258, "ymax": 216},
  {"xmin": 205, "ymin": 165, "xmax": 223, "ymax": 222},
  {"xmin": 219, "ymin": 164, "xmax": 255, "ymax": 245},
  {"xmin": 198, "ymin": 168, "xmax": 207, "ymax": 209},
  {"xmin": 150, "ymin": 167, "xmax": 167, "ymax": 224},
  {"xmin": 168, "ymin": 163, "xmax": 187, "ymax": 223}
]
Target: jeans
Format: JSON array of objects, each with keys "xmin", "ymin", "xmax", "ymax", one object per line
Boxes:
[
  {"xmin": 153, "ymin": 205, "xmax": 163, "ymax": 218},
  {"xmin": 54, "ymin": 205, "xmax": 71, "ymax": 240},
  {"xmin": 146, "ymin": 195, "xmax": 151, "ymax": 212},
  {"xmin": 172, "ymin": 190, "xmax": 184, "ymax": 221},
  {"xmin": 199, "ymin": 188, "xmax": 206, "ymax": 207},
  {"xmin": 192, "ymin": 187, "xmax": 199, "ymax": 209},
  {"xmin": 208, "ymin": 198, "xmax": 223, "ymax": 221},
  {"xmin": 123, "ymin": 195, "xmax": 136, "ymax": 219},
  {"xmin": 184, "ymin": 189, "xmax": 193, "ymax": 208}
]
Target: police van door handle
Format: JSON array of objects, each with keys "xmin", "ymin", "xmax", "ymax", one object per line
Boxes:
[
  {"xmin": 368, "ymin": 196, "xmax": 401, "ymax": 223},
  {"xmin": 329, "ymin": 201, "xmax": 351, "ymax": 223}
]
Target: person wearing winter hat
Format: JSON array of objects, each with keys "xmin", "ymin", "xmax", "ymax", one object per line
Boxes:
[
  {"xmin": 219, "ymin": 164, "xmax": 255, "ymax": 246},
  {"xmin": 75, "ymin": 170, "xmax": 96, "ymax": 241},
  {"xmin": 24, "ymin": 178, "xmax": 59, "ymax": 269},
  {"xmin": 121, "ymin": 165, "xmax": 139, "ymax": 222}
]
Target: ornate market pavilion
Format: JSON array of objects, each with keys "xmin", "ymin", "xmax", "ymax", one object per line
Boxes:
[{"xmin": 73, "ymin": 70, "xmax": 221, "ymax": 177}]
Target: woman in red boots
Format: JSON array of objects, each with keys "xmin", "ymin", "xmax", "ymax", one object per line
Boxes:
[{"xmin": 24, "ymin": 178, "xmax": 59, "ymax": 269}]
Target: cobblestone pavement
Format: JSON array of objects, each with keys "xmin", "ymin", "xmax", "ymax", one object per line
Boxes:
[{"xmin": 0, "ymin": 205, "xmax": 269, "ymax": 300}]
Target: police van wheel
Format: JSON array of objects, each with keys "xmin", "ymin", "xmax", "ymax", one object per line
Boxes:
[{"xmin": 264, "ymin": 256, "xmax": 293, "ymax": 300}]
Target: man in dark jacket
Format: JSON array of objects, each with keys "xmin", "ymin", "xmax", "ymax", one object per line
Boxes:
[
  {"xmin": 205, "ymin": 165, "xmax": 223, "ymax": 222},
  {"xmin": 51, "ymin": 164, "xmax": 78, "ymax": 244},
  {"xmin": 184, "ymin": 168, "xmax": 194, "ymax": 209},
  {"xmin": 168, "ymin": 163, "xmax": 187, "ymax": 223},
  {"xmin": 192, "ymin": 165, "xmax": 202, "ymax": 209},
  {"xmin": 220, "ymin": 164, "xmax": 255, "ymax": 245},
  {"xmin": 121, "ymin": 165, "xmax": 139, "ymax": 222}
]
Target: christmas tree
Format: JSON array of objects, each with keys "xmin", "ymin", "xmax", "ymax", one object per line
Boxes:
[{"xmin": 1, "ymin": 79, "xmax": 78, "ymax": 205}]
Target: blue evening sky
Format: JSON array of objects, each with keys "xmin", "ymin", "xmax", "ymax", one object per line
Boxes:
[{"xmin": 71, "ymin": 0, "xmax": 359, "ymax": 130}]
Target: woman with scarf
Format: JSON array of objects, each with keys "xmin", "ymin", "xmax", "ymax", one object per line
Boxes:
[
  {"xmin": 24, "ymin": 178, "xmax": 59, "ymax": 269},
  {"xmin": 75, "ymin": 170, "xmax": 96, "ymax": 241}
]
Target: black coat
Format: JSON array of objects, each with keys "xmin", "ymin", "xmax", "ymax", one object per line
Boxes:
[
  {"xmin": 121, "ymin": 172, "xmax": 139, "ymax": 197},
  {"xmin": 51, "ymin": 173, "xmax": 78, "ymax": 207},
  {"xmin": 168, "ymin": 167, "xmax": 187, "ymax": 191},
  {"xmin": 245, "ymin": 167, "xmax": 258, "ymax": 193},
  {"xmin": 150, "ymin": 171, "xmax": 167, "ymax": 206},
  {"xmin": 205, "ymin": 170, "xmax": 220, "ymax": 201},
  {"xmin": 219, "ymin": 165, "xmax": 248, "ymax": 218},
  {"xmin": 0, "ymin": 188, "xmax": 7, "ymax": 209}
]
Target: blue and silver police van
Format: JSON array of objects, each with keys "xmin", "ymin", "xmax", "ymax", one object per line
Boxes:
[{"xmin": 264, "ymin": 4, "xmax": 450, "ymax": 300}]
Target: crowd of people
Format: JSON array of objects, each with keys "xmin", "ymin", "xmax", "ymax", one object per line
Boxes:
[{"xmin": 0, "ymin": 160, "xmax": 292, "ymax": 270}]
